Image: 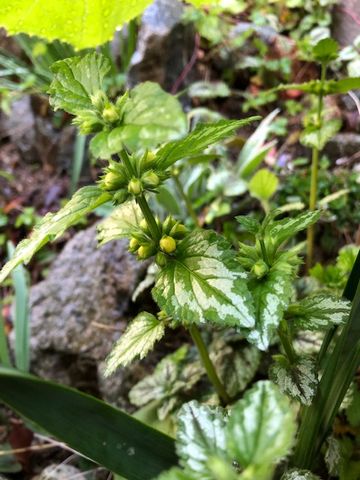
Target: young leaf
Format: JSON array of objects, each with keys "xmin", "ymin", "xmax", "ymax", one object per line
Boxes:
[
  {"xmin": 270, "ymin": 356, "xmax": 318, "ymax": 406},
  {"xmin": 235, "ymin": 215, "xmax": 261, "ymax": 236},
  {"xmin": 266, "ymin": 210, "xmax": 321, "ymax": 250},
  {"xmin": 104, "ymin": 312, "xmax": 165, "ymax": 375},
  {"xmin": 152, "ymin": 229, "xmax": 255, "ymax": 329},
  {"xmin": 246, "ymin": 270, "xmax": 293, "ymax": 350},
  {"xmin": 176, "ymin": 401, "xmax": 228, "ymax": 478},
  {"xmin": 97, "ymin": 201, "xmax": 143, "ymax": 246},
  {"xmin": 287, "ymin": 295, "xmax": 351, "ymax": 331},
  {"xmin": 281, "ymin": 470, "xmax": 321, "ymax": 480},
  {"xmin": 328, "ymin": 77, "xmax": 360, "ymax": 94},
  {"xmin": 155, "ymin": 118, "xmax": 260, "ymax": 169},
  {"xmin": 300, "ymin": 119, "xmax": 341, "ymax": 151},
  {"xmin": 226, "ymin": 381, "xmax": 296, "ymax": 468},
  {"xmin": 249, "ymin": 168, "xmax": 278, "ymax": 203},
  {"xmin": 313, "ymin": 38, "xmax": 339, "ymax": 63},
  {"xmin": 49, "ymin": 53, "xmax": 111, "ymax": 114},
  {"xmin": 0, "ymin": 1, "xmax": 154, "ymax": 50},
  {"xmin": 107, "ymin": 82, "xmax": 187, "ymax": 153},
  {"xmin": 0, "ymin": 186, "xmax": 110, "ymax": 284}
]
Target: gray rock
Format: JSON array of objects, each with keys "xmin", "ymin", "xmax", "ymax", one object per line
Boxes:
[
  {"xmin": 128, "ymin": 0, "xmax": 195, "ymax": 90},
  {"xmin": 27, "ymin": 224, "xmax": 147, "ymax": 397},
  {"xmin": 324, "ymin": 133, "xmax": 360, "ymax": 161},
  {"xmin": 333, "ymin": 1, "xmax": 360, "ymax": 46}
]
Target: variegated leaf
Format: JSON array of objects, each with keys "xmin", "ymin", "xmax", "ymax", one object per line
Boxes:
[
  {"xmin": 281, "ymin": 469, "xmax": 321, "ymax": 480},
  {"xmin": 287, "ymin": 295, "xmax": 351, "ymax": 331},
  {"xmin": 97, "ymin": 201, "xmax": 143, "ymax": 246},
  {"xmin": 270, "ymin": 356, "xmax": 318, "ymax": 406},
  {"xmin": 177, "ymin": 401, "xmax": 228, "ymax": 479},
  {"xmin": 104, "ymin": 312, "xmax": 165, "ymax": 375},
  {"xmin": 246, "ymin": 271, "xmax": 293, "ymax": 350},
  {"xmin": 226, "ymin": 381, "xmax": 296, "ymax": 468},
  {"xmin": 0, "ymin": 186, "xmax": 110, "ymax": 284},
  {"xmin": 152, "ymin": 229, "xmax": 255, "ymax": 329}
]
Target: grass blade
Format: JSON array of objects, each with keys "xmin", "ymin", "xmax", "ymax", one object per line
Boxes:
[
  {"xmin": 0, "ymin": 305, "xmax": 11, "ymax": 367},
  {"xmin": 7, "ymin": 241, "xmax": 29, "ymax": 372},
  {"xmin": 0, "ymin": 367, "xmax": 177, "ymax": 479}
]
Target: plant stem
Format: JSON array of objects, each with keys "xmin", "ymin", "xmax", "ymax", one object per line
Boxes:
[
  {"xmin": 173, "ymin": 175, "xmax": 199, "ymax": 227},
  {"xmin": 277, "ymin": 320, "xmax": 297, "ymax": 364},
  {"xmin": 188, "ymin": 325, "xmax": 230, "ymax": 405},
  {"xmin": 137, "ymin": 195, "xmax": 161, "ymax": 242},
  {"xmin": 259, "ymin": 238, "xmax": 270, "ymax": 267},
  {"xmin": 306, "ymin": 62, "xmax": 326, "ymax": 272}
]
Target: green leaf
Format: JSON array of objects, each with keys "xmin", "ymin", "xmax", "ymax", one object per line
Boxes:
[
  {"xmin": 266, "ymin": 210, "xmax": 321, "ymax": 251},
  {"xmin": 346, "ymin": 387, "xmax": 360, "ymax": 427},
  {"xmin": 327, "ymin": 77, "xmax": 360, "ymax": 94},
  {"xmin": 155, "ymin": 118, "xmax": 260, "ymax": 169},
  {"xmin": 300, "ymin": 119, "xmax": 341, "ymax": 151},
  {"xmin": 49, "ymin": 53, "xmax": 111, "ymax": 114},
  {"xmin": 270, "ymin": 356, "xmax": 318, "ymax": 406},
  {"xmin": 287, "ymin": 295, "xmax": 351, "ymax": 331},
  {"xmin": 97, "ymin": 201, "xmax": 143, "ymax": 246},
  {"xmin": 226, "ymin": 381, "xmax": 296, "ymax": 468},
  {"xmin": 0, "ymin": 1, "xmax": 153, "ymax": 50},
  {"xmin": 0, "ymin": 367, "xmax": 176, "ymax": 479},
  {"xmin": 188, "ymin": 81, "xmax": 231, "ymax": 99},
  {"xmin": 281, "ymin": 470, "xmax": 321, "ymax": 480},
  {"xmin": 249, "ymin": 168, "xmax": 278, "ymax": 202},
  {"xmin": 108, "ymin": 82, "xmax": 187, "ymax": 153},
  {"xmin": 313, "ymin": 38, "xmax": 339, "ymax": 63},
  {"xmin": 152, "ymin": 229, "xmax": 255, "ymax": 329},
  {"xmin": 246, "ymin": 270, "xmax": 293, "ymax": 350},
  {"xmin": 105, "ymin": 312, "xmax": 165, "ymax": 375},
  {"xmin": 156, "ymin": 467, "xmax": 197, "ymax": 480},
  {"xmin": 176, "ymin": 401, "xmax": 228, "ymax": 479},
  {"xmin": 235, "ymin": 215, "xmax": 261, "ymax": 236},
  {"xmin": 0, "ymin": 186, "xmax": 110, "ymax": 284}
]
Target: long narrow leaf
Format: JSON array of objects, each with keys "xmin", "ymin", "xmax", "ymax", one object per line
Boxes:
[
  {"xmin": 293, "ymin": 251, "xmax": 360, "ymax": 469},
  {"xmin": 0, "ymin": 368, "xmax": 177, "ymax": 479},
  {"xmin": 7, "ymin": 242, "xmax": 29, "ymax": 372},
  {"xmin": 0, "ymin": 306, "xmax": 11, "ymax": 367}
]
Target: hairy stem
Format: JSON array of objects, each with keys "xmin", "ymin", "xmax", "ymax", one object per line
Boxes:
[
  {"xmin": 278, "ymin": 320, "xmax": 297, "ymax": 364},
  {"xmin": 188, "ymin": 325, "xmax": 230, "ymax": 405},
  {"xmin": 306, "ymin": 62, "xmax": 326, "ymax": 271},
  {"xmin": 173, "ymin": 175, "xmax": 199, "ymax": 227}
]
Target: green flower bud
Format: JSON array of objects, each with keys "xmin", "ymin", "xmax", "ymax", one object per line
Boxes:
[
  {"xmin": 102, "ymin": 171, "xmax": 124, "ymax": 191},
  {"xmin": 128, "ymin": 178, "xmax": 143, "ymax": 196},
  {"xmin": 155, "ymin": 252, "xmax": 168, "ymax": 267},
  {"xmin": 141, "ymin": 170, "xmax": 160, "ymax": 189},
  {"xmin": 137, "ymin": 244, "xmax": 156, "ymax": 260},
  {"xmin": 142, "ymin": 151, "xmax": 157, "ymax": 169},
  {"xmin": 160, "ymin": 235, "xmax": 177, "ymax": 254},
  {"xmin": 102, "ymin": 103, "xmax": 120, "ymax": 123},
  {"xmin": 90, "ymin": 90, "xmax": 108, "ymax": 110},
  {"xmin": 162, "ymin": 216, "xmax": 176, "ymax": 235},
  {"xmin": 129, "ymin": 237, "xmax": 140, "ymax": 253},
  {"xmin": 252, "ymin": 259, "xmax": 269, "ymax": 279},
  {"xmin": 112, "ymin": 189, "xmax": 129, "ymax": 204},
  {"xmin": 169, "ymin": 223, "xmax": 188, "ymax": 239}
]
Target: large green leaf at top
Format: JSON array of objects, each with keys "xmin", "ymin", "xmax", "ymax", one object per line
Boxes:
[
  {"xmin": 226, "ymin": 381, "xmax": 296, "ymax": 469},
  {"xmin": 152, "ymin": 229, "xmax": 255, "ymax": 329},
  {"xmin": 49, "ymin": 52, "xmax": 111, "ymax": 114},
  {"xmin": 0, "ymin": 367, "xmax": 176, "ymax": 480},
  {"xmin": 155, "ymin": 118, "xmax": 260, "ymax": 169},
  {"xmin": 0, "ymin": 186, "xmax": 110, "ymax": 284},
  {"xmin": 176, "ymin": 401, "xmax": 228, "ymax": 479},
  {"xmin": 0, "ymin": 0, "xmax": 153, "ymax": 50}
]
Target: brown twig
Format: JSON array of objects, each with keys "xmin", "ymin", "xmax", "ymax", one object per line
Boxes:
[{"xmin": 171, "ymin": 33, "xmax": 200, "ymax": 94}]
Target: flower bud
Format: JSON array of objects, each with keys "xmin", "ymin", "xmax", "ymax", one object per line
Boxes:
[
  {"xmin": 102, "ymin": 171, "xmax": 124, "ymax": 191},
  {"xmin": 162, "ymin": 216, "xmax": 176, "ymax": 235},
  {"xmin": 160, "ymin": 235, "xmax": 177, "ymax": 254},
  {"xmin": 102, "ymin": 103, "xmax": 119, "ymax": 123},
  {"xmin": 90, "ymin": 90, "xmax": 108, "ymax": 110},
  {"xmin": 142, "ymin": 151, "xmax": 157, "ymax": 169},
  {"xmin": 128, "ymin": 178, "xmax": 143, "ymax": 196},
  {"xmin": 141, "ymin": 170, "xmax": 160, "ymax": 189},
  {"xmin": 129, "ymin": 237, "xmax": 140, "ymax": 253},
  {"xmin": 169, "ymin": 223, "xmax": 188, "ymax": 239},
  {"xmin": 137, "ymin": 244, "xmax": 156, "ymax": 260},
  {"xmin": 112, "ymin": 189, "xmax": 129, "ymax": 204},
  {"xmin": 155, "ymin": 252, "xmax": 168, "ymax": 267},
  {"xmin": 251, "ymin": 259, "xmax": 269, "ymax": 279}
]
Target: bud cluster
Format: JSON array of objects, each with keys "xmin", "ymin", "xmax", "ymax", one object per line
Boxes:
[{"xmin": 128, "ymin": 215, "xmax": 188, "ymax": 265}]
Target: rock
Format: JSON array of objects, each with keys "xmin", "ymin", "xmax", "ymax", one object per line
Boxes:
[
  {"xmin": 324, "ymin": 133, "xmax": 360, "ymax": 161},
  {"xmin": 128, "ymin": 0, "xmax": 195, "ymax": 90},
  {"xmin": 26, "ymin": 224, "xmax": 147, "ymax": 399},
  {"xmin": 333, "ymin": 1, "xmax": 360, "ymax": 46}
]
